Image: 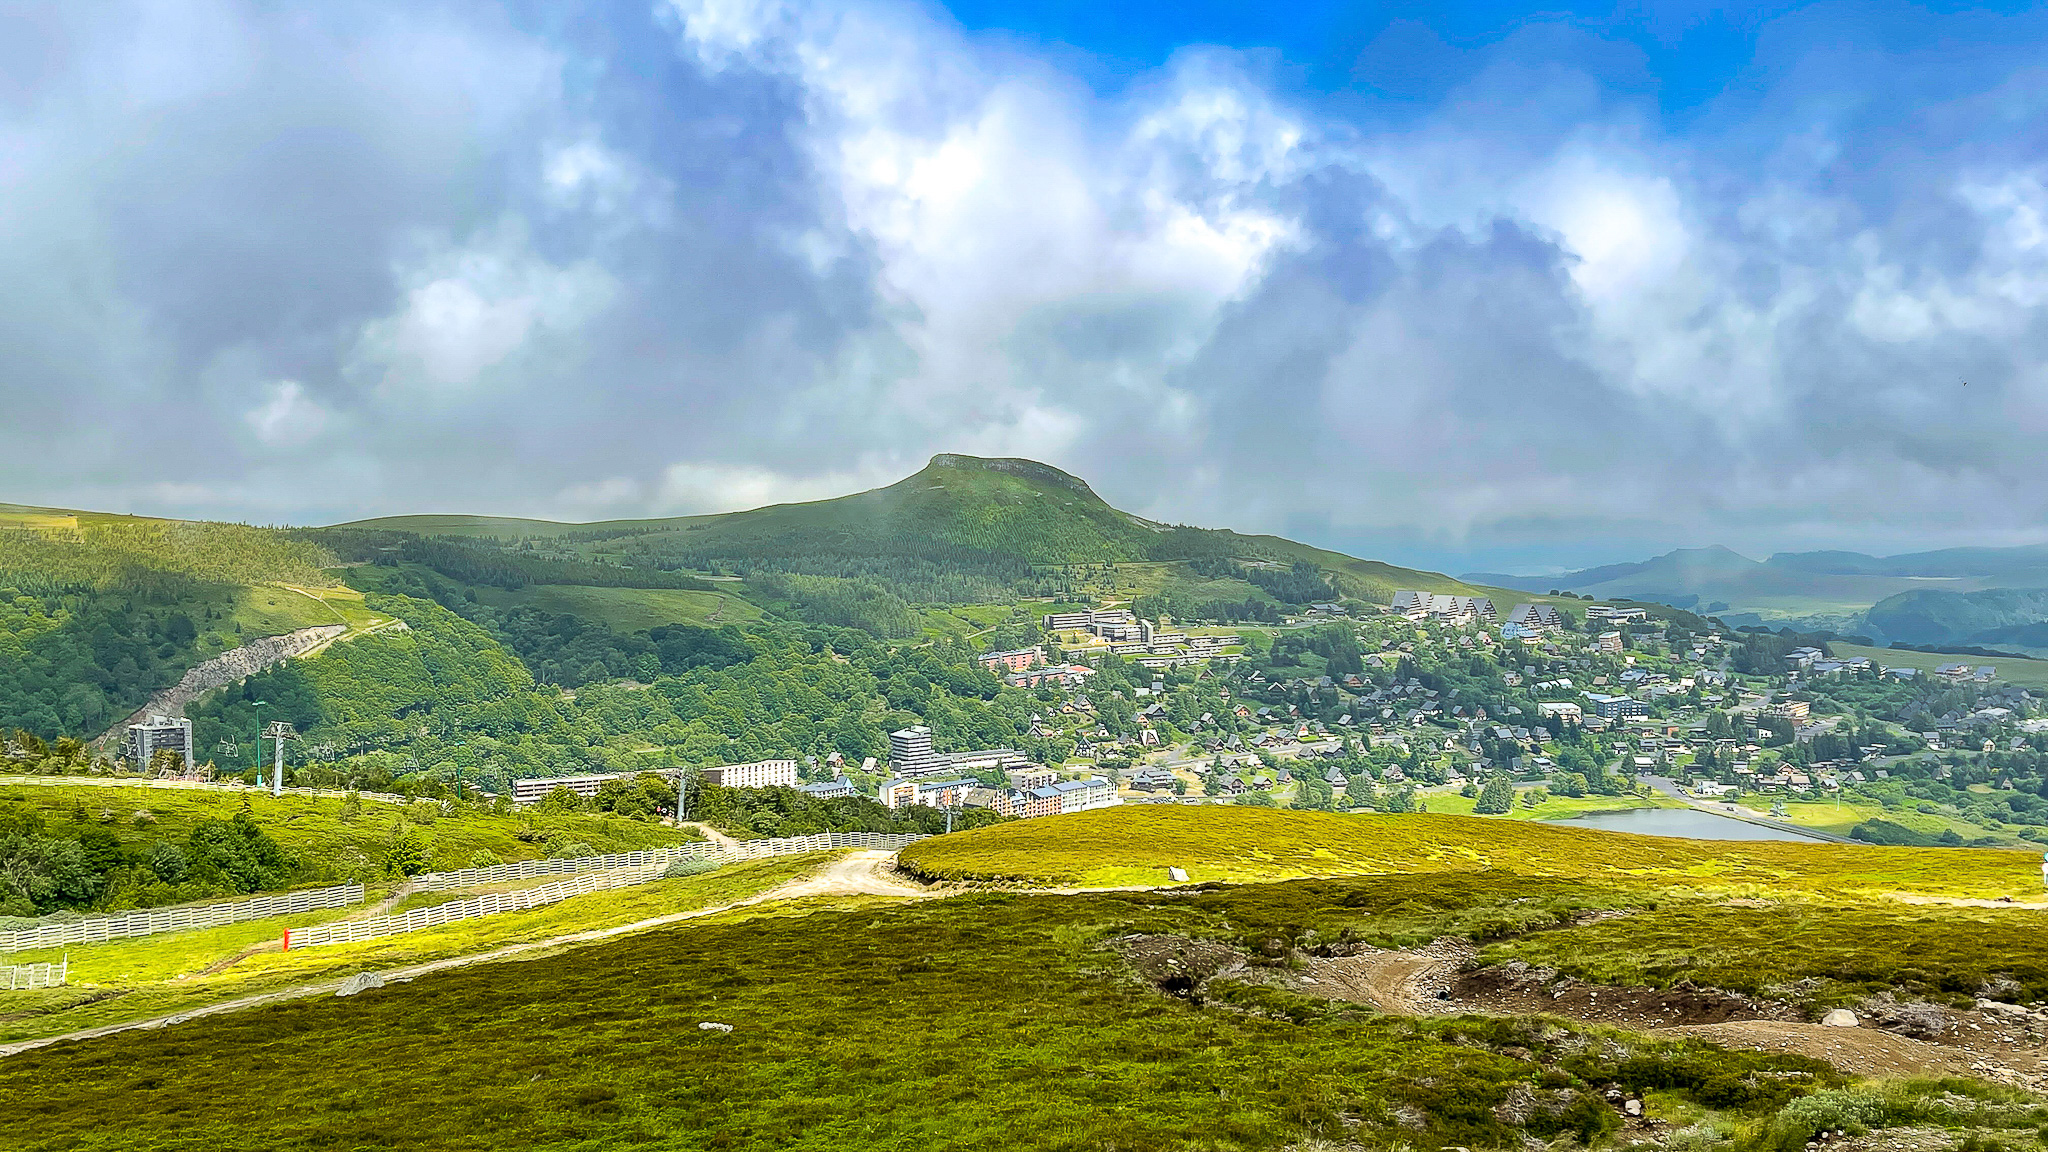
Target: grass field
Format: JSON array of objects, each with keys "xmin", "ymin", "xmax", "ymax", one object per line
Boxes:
[
  {"xmin": 1740, "ymin": 794, "xmax": 2026, "ymax": 844},
  {"xmin": 471, "ymin": 583, "xmax": 763, "ymax": 631},
  {"xmin": 1484, "ymin": 896, "xmax": 2048, "ymax": 1006},
  {"xmin": 896, "ymin": 805, "xmax": 2043, "ymax": 898},
  {"xmin": 1830, "ymin": 642, "xmax": 2048, "ymax": 690},
  {"xmin": 1418, "ymin": 788, "xmax": 1690, "ymax": 822},
  {"xmin": 0, "ymin": 878, "xmax": 1883, "ymax": 1152},
  {"xmin": 0, "ymin": 784, "xmax": 695, "ymax": 878},
  {"xmin": 5, "ymin": 816, "xmax": 2047, "ymax": 1150},
  {"xmin": 0, "ymin": 855, "xmax": 827, "ymax": 1046}
]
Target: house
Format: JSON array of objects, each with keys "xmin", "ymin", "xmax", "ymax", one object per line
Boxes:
[
  {"xmin": 1596, "ymin": 631, "xmax": 1624, "ymax": 655},
  {"xmin": 799, "ymin": 776, "xmax": 858, "ymax": 799},
  {"xmin": 1130, "ymin": 767, "xmax": 1179, "ymax": 792}
]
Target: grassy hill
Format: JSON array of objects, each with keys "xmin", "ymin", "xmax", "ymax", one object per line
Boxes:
[
  {"xmin": 896, "ymin": 805, "xmax": 2041, "ymax": 899},
  {"xmin": 337, "ymin": 453, "xmax": 1502, "ymax": 608},
  {"xmin": 6, "ymin": 808, "xmax": 2047, "ymax": 1150}
]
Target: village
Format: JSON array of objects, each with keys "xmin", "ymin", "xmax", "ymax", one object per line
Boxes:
[{"xmin": 936, "ymin": 590, "xmax": 2048, "ymax": 846}]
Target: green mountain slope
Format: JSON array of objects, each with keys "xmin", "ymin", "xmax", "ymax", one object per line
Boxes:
[
  {"xmin": 339, "ymin": 454, "xmax": 1492, "ymax": 600},
  {"xmin": 4, "ymin": 454, "xmax": 1507, "ymax": 751}
]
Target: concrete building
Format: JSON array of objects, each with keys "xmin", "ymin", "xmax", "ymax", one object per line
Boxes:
[
  {"xmin": 1585, "ymin": 693, "xmax": 1648, "ymax": 719},
  {"xmin": 799, "ymin": 776, "xmax": 858, "ymax": 799},
  {"xmin": 1042, "ymin": 608, "xmax": 1135, "ymax": 633},
  {"xmin": 1596, "ymin": 631, "xmax": 1624, "ymax": 654},
  {"xmin": 1505, "ymin": 603, "xmax": 1565, "ymax": 634},
  {"xmin": 978, "ymin": 647, "xmax": 1043, "ymax": 673},
  {"xmin": 511, "ymin": 768, "xmax": 682, "ymax": 806},
  {"xmin": 878, "ymin": 775, "xmax": 979, "ymax": 810},
  {"xmin": 127, "ymin": 715, "xmax": 193, "ymax": 774},
  {"xmin": 700, "ymin": 759, "xmax": 799, "ymax": 789},
  {"xmin": 1051, "ymin": 776, "xmax": 1118, "ymax": 814},
  {"xmin": 889, "ymin": 726, "xmax": 935, "ymax": 775}
]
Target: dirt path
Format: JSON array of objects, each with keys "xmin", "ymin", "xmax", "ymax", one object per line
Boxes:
[
  {"xmin": 1303, "ymin": 942, "xmax": 1471, "ymax": 1015},
  {"xmin": 676, "ymin": 822, "xmax": 742, "ymax": 853},
  {"xmin": 1889, "ymin": 893, "xmax": 2048, "ymax": 910},
  {"xmin": 1665, "ymin": 1021, "xmax": 1981, "ymax": 1081},
  {"xmin": 1290, "ymin": 944, "xmax": 2047, "ymax": 1090},
  {"xmin": 0, "ymin": 852, "xmax": 934, "ymax": 1060},
  {"xmin": 766, "ymin": 851, "xmax": 932, "ymax": 899}
]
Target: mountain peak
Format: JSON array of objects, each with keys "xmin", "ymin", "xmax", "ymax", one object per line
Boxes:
[
  {"xmin": 1660, "ymin": 544, "xmax": 1759, "ymax": 567},
  {"xmin": 919, "ymin": 454, "xmax": 1099, "ymax": 497}
]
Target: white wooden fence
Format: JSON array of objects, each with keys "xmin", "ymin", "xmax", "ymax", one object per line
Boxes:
[
  {"xmin": 1, "ymin": 959, "xmax": 67, "ymax": 990},
  {"xmin": 411, "ymin": 832, "xmax": 926, "ymax": 892},
  {"xmin": 411, "ymin": 845, "xmax": 722, "ymax": 891},
  {"xmin": 286, "ymin": 867, "xmax": 666, "ymax": 950},
  {"xmin": 290, "ymin": 833, "xmax": 927, "ymax": 951},
  {"xmin": 0, "ymin": 884, "xmax": 363, "ymax": 952}
]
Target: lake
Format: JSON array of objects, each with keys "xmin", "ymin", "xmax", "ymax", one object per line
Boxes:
[{"xmin": 1545, "ymin": 806, "xmax": 1831, "ymax": 843}]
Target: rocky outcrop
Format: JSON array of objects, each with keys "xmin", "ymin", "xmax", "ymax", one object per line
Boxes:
[{"xmin": 100, "ymin": 625, "xmax": 346, "ymax": 742}]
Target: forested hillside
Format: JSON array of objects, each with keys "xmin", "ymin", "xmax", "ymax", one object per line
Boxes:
[
  {"xmin": 188, "ymin": 595, "xmax": 1072, "ymax": 791},
  {"xmin": 4, "ymin": 455, "xmax": 1499, "ymax": 769},
  {"xmin": 0, "ymin": 518, "xmax": 339, "ymax": 738}
]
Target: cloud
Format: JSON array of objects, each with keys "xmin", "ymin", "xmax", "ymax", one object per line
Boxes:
[
  {"xmin": 243, "ymin": 380, "xmax": 331, "ymax": 448},
  {"xmin": 4, "ymin": 0, "xmax": 2048, "ymax": 566},
  {"xmin": 349, "ymin": 224, "xmax": 617, "ymax": 397}
]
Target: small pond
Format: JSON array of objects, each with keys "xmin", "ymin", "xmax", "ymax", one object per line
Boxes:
[{"xmin": 1544, "ymin": 806, "xmax": 1830, "ymax": 843}]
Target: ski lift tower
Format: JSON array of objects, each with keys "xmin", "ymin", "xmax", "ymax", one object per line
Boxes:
[{"xmin": 261, "ymin": 721, "xmax": 298, "ymax": 798}]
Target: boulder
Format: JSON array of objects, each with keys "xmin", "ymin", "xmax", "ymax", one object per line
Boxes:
[
  {"xmin": 1623, "ymin": 1099, "xmax": 1643, "ymax": 1117},
  {"xmin": 698, "ymin": 1022, "xmax": 734, "ymax": 1034},
  {"xmin": 1820, "ymin": 1008, "xmax": 1859, "ymax": 1027},
  {"xmin": 335, "ymin": 972, "xmax": 385, "ymax": 997}
]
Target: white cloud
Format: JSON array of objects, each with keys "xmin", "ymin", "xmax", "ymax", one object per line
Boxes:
[
  {"xmin": 243, "ymin": 379, "xmax": 330, "ymax": 448},
  {"xmin": 349, "ymin": 223, "xmax": 616, "ymax": 397},
  {"xmin": 12, "ymin": 0, "xmax": 2048, "ymax": 563},
  {"xmin": 655, "ymin": 461, "xmax": 888, "ymax": 514}
]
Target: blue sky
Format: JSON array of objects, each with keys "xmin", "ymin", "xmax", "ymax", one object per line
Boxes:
[{"xmin": 4, "ymin": 0, "xmax": 2048, "ymax": 575}]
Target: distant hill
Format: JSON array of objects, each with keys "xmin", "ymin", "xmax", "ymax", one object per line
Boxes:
[
  {"xmin": 1862, "ymin": 586, "xmax": 2048, "ymax": 651},
  {"xmin": 1467, "ymin": 540, "xmax": 2048, "ymax": 631}
]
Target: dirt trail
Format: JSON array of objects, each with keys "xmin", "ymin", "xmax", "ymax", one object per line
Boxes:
[
  {"xmin": 766, "ymin": 851, "xmax": 931, "ymax": 899},
  {"xmin": 1666, "ymin": 1021, "xmax": 1981, "ymax": 1081},
  {"xmin": 1889, "ymin": 893, "xmax": 2048, "ymax": 910},
  {"xmin": 0, "ymin": 851, "xmax": 935, "ymax": 1060},
  {"xmin": 676, "ymin": 822, "xmax": 742, "ymax": 853},
  {"xmin": 1288, "ymin": 944, "xmax": 2047, "ymax": 1090},
  {"xmin": 1303, "ymin": 942, "xmax": 1470, "ymax": 1015}
]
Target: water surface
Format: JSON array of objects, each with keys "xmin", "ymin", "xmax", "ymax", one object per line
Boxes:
[{"xmin": 1546, "ymin": 806, "xmax": 1829, "ymax": 843}]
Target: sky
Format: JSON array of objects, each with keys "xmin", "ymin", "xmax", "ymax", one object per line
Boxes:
[{"xmin": 5, "ymin": 1, "xmax": 2048, "ymax": 575}]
